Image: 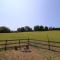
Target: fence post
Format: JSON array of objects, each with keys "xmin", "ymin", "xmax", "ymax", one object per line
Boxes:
[
  {"xmin": 48, "ymin": 39, "xmax": 50, "ymax": 50},
  {"xmin": 27, "ymin": 38, "xmax": 30, "ymax": 49},
  {"xmin": 47, "ymin": 35, "xmax": 50, "ymax": 50},
  {"xmin": 47, "ymin": 35, "xmax": 52, "ymax": 59},
  {"xmin": 5, "ymin": 40, "xmax": 7, "ymax": 51},
  {"xmin": 19, "ymin": 39, "xmax": 21, "ymax": 49}
]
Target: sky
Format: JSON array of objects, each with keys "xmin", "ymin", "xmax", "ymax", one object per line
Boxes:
[{"xmin": 0, "ymin": 0, "xmax": 60, "ymax": 30}]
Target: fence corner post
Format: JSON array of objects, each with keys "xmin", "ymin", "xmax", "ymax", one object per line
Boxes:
[{"xmin": 5, "ymin": 40, "xmax": 7, "ymax": 51}]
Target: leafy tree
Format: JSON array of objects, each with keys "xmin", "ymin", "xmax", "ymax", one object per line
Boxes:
[
  {"xmin": 49, "ymin": 27, "xmax": 53, "ymax": 31},
  {"xmin": 45, "ymin": 26, "xmax": 48, "ymax": 31},
  {"xmin": 24, "ymin": 26, "xmax": 32, "ymax": 31},
  {"xmin": 34, "ymin": 25, "xmax": 40, "ymax": 31},
  {"xmin": 40, "ymin": 25, "xmax": 44, "ymax": 31},
  {"xmin": 20, "ymin": 27, "xmax": 25, "ymax": 32},
  {"xmin": 17, "ymin": 28, "xmax": 21, "ymax": 32},
  {"xmin": 54, "ymin": 27, "xmax": 60, "ymax": 30},
  {"xmin": 52, "ymin": 27, "xmax": 55, "ymax": 30},
  {"xmin": 0, "ymin": 26, "xmax": 11, "ymax": 33}
]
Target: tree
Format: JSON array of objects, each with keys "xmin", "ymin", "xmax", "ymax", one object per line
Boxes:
[
  {"xmin": 39, "ymin": 25, "xmax": 44, "ymax": 31},
  {"xmin": 53, "ymin": 27, "xmax": 60, "ymax": 30},
  {"xmin": 45, "ymin": 26, "xmax": 48, "ymax": 31},
  {"xmin": 17, "ymin": 28, "xmax": 21, "ymax": 32},
  {"xmin": 34, "ymin": 25, "xmax": 40, "ymax": 31},
  {"xmin": 24, "ymin": 26, "xmax": 32, "ymax": 31},
  {"xmin": 20, "ymin": 27, "xmax": 25, "ymax": 32},
  {"xmin": 0, "ymin": 26, "xmax": 11, "ymax": 33},
  {"xmin": 49, "ymin": 27, "xmax": 53, "ymax": 31},
  {"xmin": 52, "ymin": 27, "xmax": 55, "ymax": 30}
]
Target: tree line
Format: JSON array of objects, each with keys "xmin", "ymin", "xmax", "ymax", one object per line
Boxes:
[{"xmin": 0, "ymin": 25, "xmax": 60, "ymax": 33}]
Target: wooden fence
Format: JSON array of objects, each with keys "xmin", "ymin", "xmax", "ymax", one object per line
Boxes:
[
  {"xmin": 30, "ymin": 39, "xmax": 60, "ymax": 52},
  {"xmin": 0, "ymin": 39, "xmax": 60, "ymax": 52}
]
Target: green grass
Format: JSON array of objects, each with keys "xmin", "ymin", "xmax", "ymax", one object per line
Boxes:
[{"xmin": 0, "ymin": 31, "xmax": 60, "ymax": 42}]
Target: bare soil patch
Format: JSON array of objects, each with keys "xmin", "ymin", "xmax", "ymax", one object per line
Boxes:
[{"xmin": 0, "ymin": 46, "xmax": 60, "ymax": 60}]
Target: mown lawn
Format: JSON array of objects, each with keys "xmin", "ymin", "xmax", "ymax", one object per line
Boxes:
[{"xmin": 0, "ymin": 31, "xmax": 60, "ymax": 42}]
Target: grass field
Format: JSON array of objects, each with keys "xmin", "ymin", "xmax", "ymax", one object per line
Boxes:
[
  {"xmin": 0, "ymin": 31, "xmax": 60, "ymax": 42},
  {"xmin": 0, "ymin": 31, "xmax": 60, "ymax": 60}
]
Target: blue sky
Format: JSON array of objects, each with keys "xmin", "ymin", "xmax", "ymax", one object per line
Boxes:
[{"xmin": 0, "ymin": 0, "xmax": 60, "ymax": 30}]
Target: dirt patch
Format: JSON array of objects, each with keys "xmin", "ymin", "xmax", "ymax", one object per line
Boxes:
[{"xmin": 0, "ymin": 47, "xmax": 60, "ymax": 60}]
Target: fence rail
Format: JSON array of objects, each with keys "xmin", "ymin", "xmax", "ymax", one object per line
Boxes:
[{"xmin": 0, "ymin": 39, "xmax": 60, "ymax": 52}]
